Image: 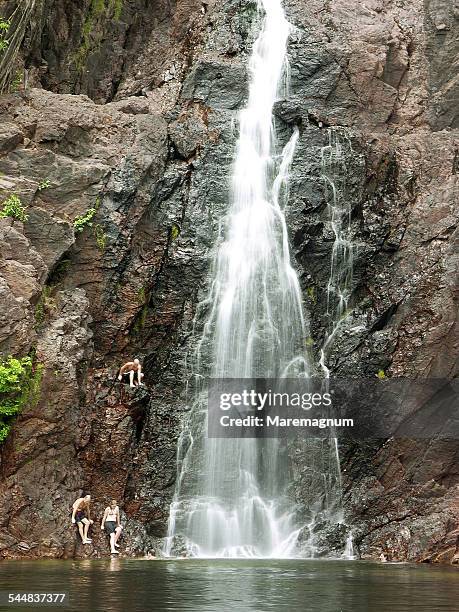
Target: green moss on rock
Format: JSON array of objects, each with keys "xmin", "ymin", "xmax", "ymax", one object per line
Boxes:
[{"xmin": 0, "ymin": 356, "xmax": 43, "ymax": 443}]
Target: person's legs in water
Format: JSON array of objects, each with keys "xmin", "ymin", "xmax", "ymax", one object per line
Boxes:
[{"xmin": 109, "ymin": 532, "xmax": 119, "ymax": 553}]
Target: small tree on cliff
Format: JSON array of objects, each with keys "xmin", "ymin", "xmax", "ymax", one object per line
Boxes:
[{"xmin": 0, "ymin": 356, "xmax": 42, "ymax": 442}]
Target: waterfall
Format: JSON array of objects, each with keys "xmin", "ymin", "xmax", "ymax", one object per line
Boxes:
[
  {"xmin": 344, "ymin": 531, "xmax": 356, "ymax": 560},
  {"xmin": 164, "ymin": 0, "xmax": 309, "ymax": 558},
  {"xmin": 319, "ymin": 130, "xmax": 357, "ymax": 556},
  {"xmin": 320, "ymin": 130, "xmax": 354, "ymax": 372}
]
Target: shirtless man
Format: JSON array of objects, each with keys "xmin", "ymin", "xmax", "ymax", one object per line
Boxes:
[
  {"xmin": 118, "ymin": 358, "xmax": 144, "ymax": 388},
  {"xmin": 71, "ymin": 494, "xmax": 94, "ymax": 544},
  {"xmin": 101, "ymin": 499, "xmax": 123, "ymax": 554}
]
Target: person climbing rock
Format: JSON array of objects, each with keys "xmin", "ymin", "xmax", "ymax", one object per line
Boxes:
[
  {"xmin": 71, "ymin": 494, "xmax": 94, "ymax": 544},
  {"xmin": 117, "ymin": 358, "xmax": 144, "ymax": 388},
  {"xmin": 101, "ymin": 499, "xmax": 123, "ymax": 554}
]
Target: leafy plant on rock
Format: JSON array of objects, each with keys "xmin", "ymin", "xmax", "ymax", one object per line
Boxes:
[
  {"xmin": 74, "ymin": 207, "xmax": 96, "ymax": 233},
  {"xmin": 93, "ymin": 224, "xmax": 107, "ymax": 250},
  {"xmin": 0, "ymin": 17, "xmax": 10, "ymax": 52},
  {"xmin": 0, "ymin": 194, "xmax": 28, "ymax": 221},
  {"xmin": 171, "ymin": 223, "xmax": 181, "ymax": 240},
  {"xmin": 37, "ymin": 179, "xmax": 51, "ymax": 191},
  {"xmin": 0, "ymin": 356, "xmax": 43, "ymax": 443}
]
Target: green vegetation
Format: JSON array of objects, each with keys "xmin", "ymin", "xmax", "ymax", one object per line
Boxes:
[
  {"xmin": 74, "ymin": 200, "xmax": 108, "ymax": 251},
  {"xmin": 171, "ymin": 223, "xmax": 181, "ymax": 240},
  {"xmin": 306, "ymin": 286, "xmax": 316, "ymax": 304},
  {"xmin": 376, "ymin": 369, "xmax": 386, "ymax": 379},
  {"xmin": 93, "ymin": 0, "xmax": 106, "ymax": 12},
  {"xmin": 10, "ymin": 69, "xmax": 22, "ymax": 92},
  {"xmin": 37, "ymin": 179, "xmax": 51, "ymax": 191},
  {"xmin": 74, "ymin": 0, "xmax": 123, "ymax": 71},
  {"xmin": 134, "ymin": 284, "xmax": 150, "ymax": 331},
  {"xmin": 137, "ymin": 286, "xmax": 147, "ymax": 303},
  {"xmin": 34, "ymin": 286, "xmax": 56, "ymax": 328},
  {"xmin": 93, "ymin": 224, "xmax": 107, "ymax": 250},
  {"xmin": 73, "ymin": 196, "xmax": 109, "ymax": 252},
  {"xmin": 0, "ymin": 356, "xmax": 43, "ymax": 443},
  {"xmin": 133, "ymin": 304, "xmax": 148, "ymax": 333},
  {"xmin": 0, "ymin": 194, "xmax": 28, "ymax": 222},
  {"xmin": 0, "ymin": 17, "xmax": 10, "ymax": 52},
  {"xmin": 305, "ymin": 337, "xmax": 314, "ymax": 347},
  {"xmin": 74, "ymin": 207, "xmax": 96, "ymax": 233},
  {"xmin": 74, "ymin": 0, "xmax": 107, "ymax": 71},
  {"xmin": 110, "ymin": 0, "xmax": 123, "ymax": 20}
]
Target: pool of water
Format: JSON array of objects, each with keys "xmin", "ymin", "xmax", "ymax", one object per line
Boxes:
[{"xmin": 0, "ymin": 559, "xmax": 458, "ymax": 612}]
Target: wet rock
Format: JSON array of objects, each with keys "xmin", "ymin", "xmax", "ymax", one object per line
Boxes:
[{"xmin": 181, "ymin": 60, "xmax": 248, "ymax": 109}]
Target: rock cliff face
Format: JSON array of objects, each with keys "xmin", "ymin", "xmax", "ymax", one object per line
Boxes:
[{"xmin": 0, "ymin": 0, "xmax": 457, "ymax": 562}]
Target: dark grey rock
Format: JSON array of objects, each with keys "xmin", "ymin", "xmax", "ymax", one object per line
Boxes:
[
  {"xmin": 181, "ymin": 60, "xmax": 248, "ymax": 110},
  {"xmin": 24, "ymin": 207, "xmax": 74, "ymax": 270}
]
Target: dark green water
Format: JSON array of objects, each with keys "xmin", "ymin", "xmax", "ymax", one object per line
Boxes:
[{"xmin": 0, "ymin": 559, "xmax": 458, "ymax": 612}]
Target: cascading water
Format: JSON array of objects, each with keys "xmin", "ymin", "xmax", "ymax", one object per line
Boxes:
[
  {"xmin": 320, "ymin": 130, "xmax": 354, "ymax": 374},
  {"xmin": 318, "ymin": 130, "xmax": 357, "ymax": 558},
  {"xmin": 164, "ymin": 0, "xmax": 309, "ymax": 558},
  {"xmin": 344, "ymin": 531, "xmax": 356, "ymax": 560}
]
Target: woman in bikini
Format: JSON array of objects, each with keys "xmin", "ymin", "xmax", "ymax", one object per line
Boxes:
[{"xmin": 101, "ymin": 499, "xmax": 123, "ymax": 554}]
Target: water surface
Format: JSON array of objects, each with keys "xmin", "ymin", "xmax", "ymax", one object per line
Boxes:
[{"xmin": 0, "ymin": 559, "xmax": 458, "ymax": 612}]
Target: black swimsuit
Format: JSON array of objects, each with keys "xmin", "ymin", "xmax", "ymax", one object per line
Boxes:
[
  {"xmin": 104, "ymin": 507, "xmax": 119, "ymax": 534},
  {"xmin": 75, "ymin": 510, "xmax": 86, "ymax": 523},
  {"xmin": 105, "ymin": 521, "xmax": 117, "ymax": 534}
]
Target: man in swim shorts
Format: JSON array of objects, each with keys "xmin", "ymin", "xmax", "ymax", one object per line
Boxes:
[
  {"xmin": 117, "ymin": 358, "xmax": 144, "ymax": 388},
  {"xmin": 71, "ymin": 494, "xmax": 94, "ymax": 544}
]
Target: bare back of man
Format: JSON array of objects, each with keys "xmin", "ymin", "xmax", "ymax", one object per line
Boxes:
[{"xmin": 117, "ymin": 358, "xmax": 144, "ymax": 388}]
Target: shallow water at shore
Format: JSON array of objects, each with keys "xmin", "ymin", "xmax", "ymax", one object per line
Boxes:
[{"xmin": 0, "ymin": 558, "xmax": 458, "ymax": 612}]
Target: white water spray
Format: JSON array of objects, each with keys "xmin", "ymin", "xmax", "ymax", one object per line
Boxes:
[
  {"xmin": 320, "ymin": 130, "xmax": 354, "ymax": 370},
  {"xmin": 344, "ymin": 531, "xmax": 356, "ymax": 560},
  {"xmin": 164, "ymin": 0, "xmax": 308, "ymax": 558},
  {"xmin": 319, "ymin": 130, "xmax": 358, "ymax": 559}
]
